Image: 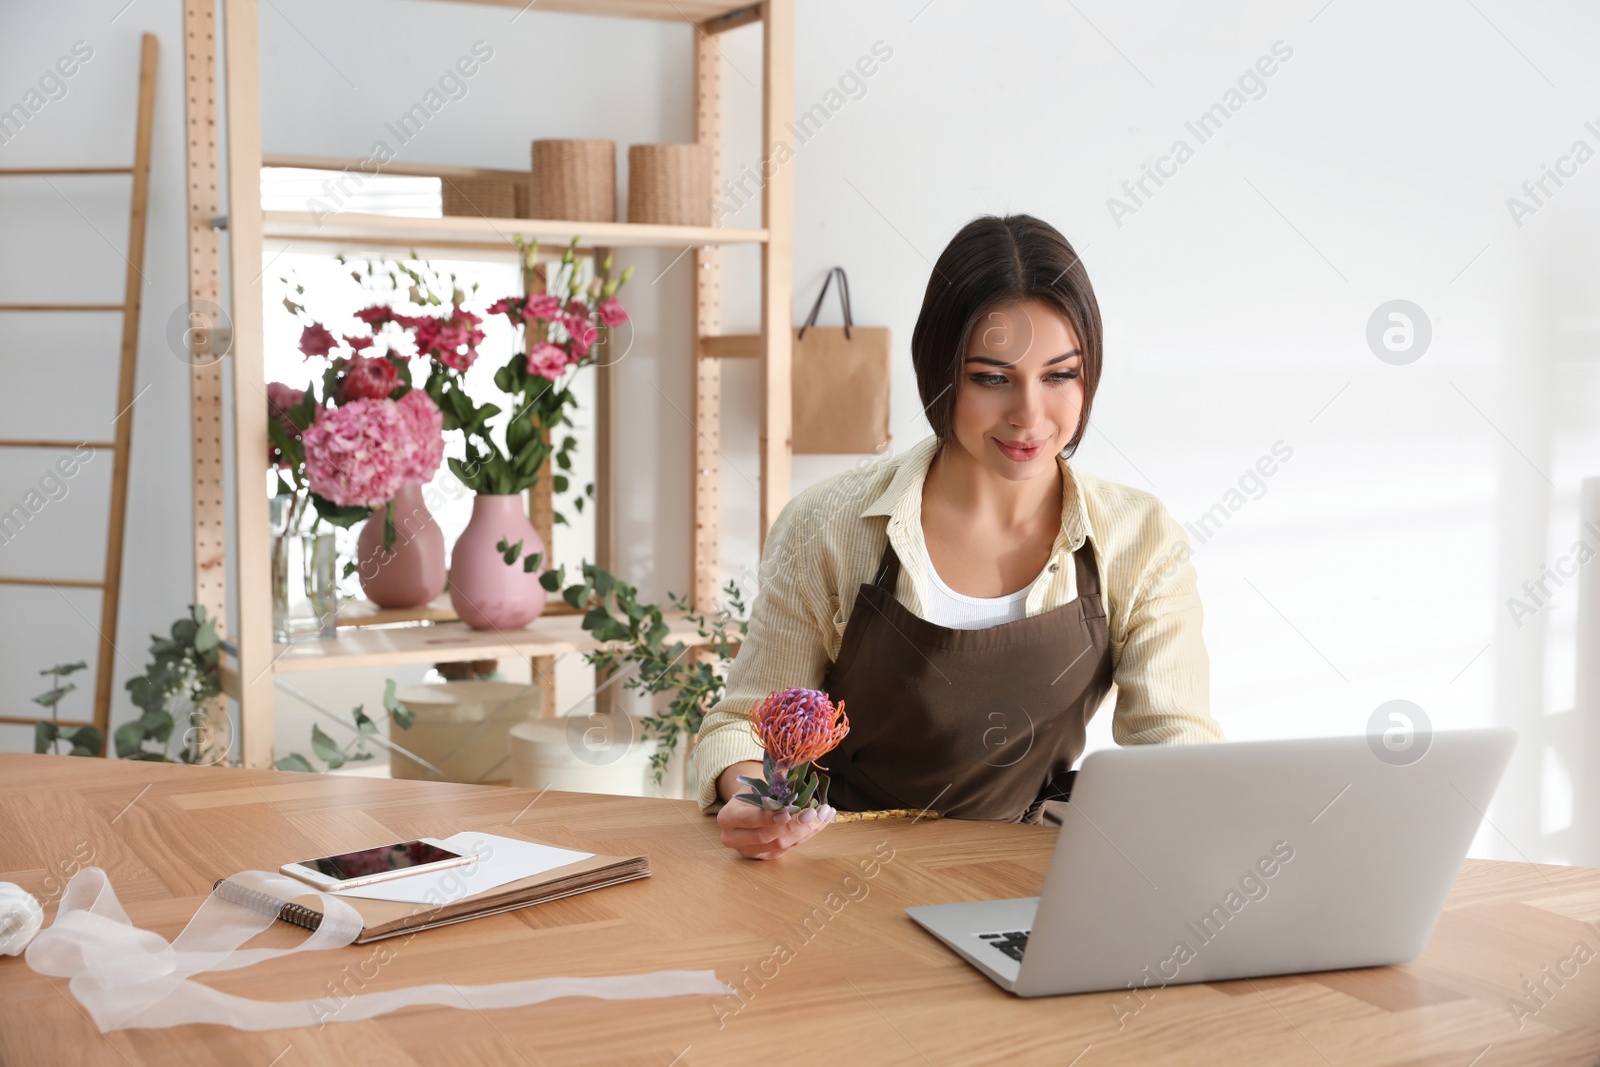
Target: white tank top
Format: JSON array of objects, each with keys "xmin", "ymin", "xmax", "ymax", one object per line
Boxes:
[{"xmin": 920, "ymin": 539, "xmax": 1041, "ymax": 630}]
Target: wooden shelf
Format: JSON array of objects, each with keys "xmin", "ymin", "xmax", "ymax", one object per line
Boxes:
[
  {"xmin": 258, "ymin": 210, "xmax": 766, "ymax": 261},
  {"xmin": 334, "ymin": 595, "xmax": 587, "ymax": 627},
  {"xmin": 260, "ymin": 609, "xmax": 710, "ymax": 676},
  {"xmin": 416, "ymin": 0, "xmax": 762, "ymax": 27}
]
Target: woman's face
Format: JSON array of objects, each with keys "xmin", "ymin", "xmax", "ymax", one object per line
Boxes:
[{"xmin": 949, "ymin": 297, "xmax": 1084, "ymax": 480}]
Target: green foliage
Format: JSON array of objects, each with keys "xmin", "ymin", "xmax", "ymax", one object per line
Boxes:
[
  {"xmin": 118, "ymin": 605, "xmax": 223, "ymax": 763},
  {"xmin": 33, "ymin": 660, "xmax": 101, "ymax": 757},
  {"xmin": 540, "ymin": 562, "xmax": 748, "ymax": 784},
  {"xmin": 275, "ymin": 678, "xmax": 414, "ymax": 773}
]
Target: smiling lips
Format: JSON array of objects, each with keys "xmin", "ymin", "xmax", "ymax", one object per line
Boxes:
[{"xmin": 995, "ymin": 437, "xmax": 1048, "ymax": 461}]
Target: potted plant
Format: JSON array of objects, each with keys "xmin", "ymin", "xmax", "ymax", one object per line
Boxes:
[
  {"xmin": 269, "ymin": 275, "xmax": 449, "ymax": 629},
  {"xmin": 411, "ymin": 236, "xmax": 632, "ymax": 630}
]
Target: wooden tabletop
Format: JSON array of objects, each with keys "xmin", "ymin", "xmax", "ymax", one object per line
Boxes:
[{"xmin": 2, "ymin": 753, "xmax": 1598, "ymax": 1066}]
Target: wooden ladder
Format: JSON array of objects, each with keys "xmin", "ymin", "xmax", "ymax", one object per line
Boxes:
[{"xmin": 0, "ymin": 33, "xmax": 158, "ymax": 750}]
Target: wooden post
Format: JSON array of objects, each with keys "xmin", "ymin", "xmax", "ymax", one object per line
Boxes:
[
  {"xmin": 692, "ymin": 22, "xmax": 723, "ymax": 615},
  {"xmin": 183, "ymin": 0, "xmax": 232, "ymax": 765},
  {"xmin": 758, "ymin": 0, "xmax": 794, "ymax": 553},
  {"xmin": 221, "ymin": 0, "xmax": 274, "ymax": 768}
]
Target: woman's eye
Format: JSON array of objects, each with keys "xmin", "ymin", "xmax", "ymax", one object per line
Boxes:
[{"xmin": 970, "ymin": 371, "xmax": 1079, "ymax": 387}]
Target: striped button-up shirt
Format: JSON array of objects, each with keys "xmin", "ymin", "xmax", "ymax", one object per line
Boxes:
[{"xmin": 688, "ymin": 432, "xmax": 1226, "ymax": 814}]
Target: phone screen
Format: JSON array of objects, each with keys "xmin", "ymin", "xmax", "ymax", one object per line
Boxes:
[{"xmin": 303, "ymin": 840, "xmax": 462, "ymax": 880}]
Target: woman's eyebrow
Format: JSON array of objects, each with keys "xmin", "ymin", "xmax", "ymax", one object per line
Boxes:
[{"xmin": 964, "ymin": 349, "xmax": 1082, "ymax": 368}]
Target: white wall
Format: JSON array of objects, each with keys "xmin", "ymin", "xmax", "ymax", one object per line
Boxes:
[{"xmin": 4, "ymin": 1, "xmax": 1598, "ymax": 864}]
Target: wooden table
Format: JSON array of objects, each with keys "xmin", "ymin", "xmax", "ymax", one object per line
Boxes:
[{"xmin": 2, "ymin": 753, "xmax": 1599, "ymax": 1066}]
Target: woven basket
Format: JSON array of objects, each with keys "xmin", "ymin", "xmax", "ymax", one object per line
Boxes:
[
  {"xmin": 441, "ymin": 176, "xmax": 528, "ymax": 219},
  {"xmin": 627, "ymin": 143, "xmax": 711, "ymax": 226},
  {"xmin": 530, "ymin": 139, "xmax": 616, "ymax": 222}
]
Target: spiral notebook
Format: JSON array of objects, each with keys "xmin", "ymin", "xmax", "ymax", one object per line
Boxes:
[{"xmin": 214, "ymin": 828, "xmax": 650, "ymax": 944}]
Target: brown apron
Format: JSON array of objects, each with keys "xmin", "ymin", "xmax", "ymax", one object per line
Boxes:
[{"xmin": 818, "ymin": 532, "xmax": 1114, "ymax": 824}]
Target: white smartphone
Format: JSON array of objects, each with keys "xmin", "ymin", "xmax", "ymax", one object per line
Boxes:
[{"xmin": 280, "ymin": 837, "xmax": 473, "ymax": 892}]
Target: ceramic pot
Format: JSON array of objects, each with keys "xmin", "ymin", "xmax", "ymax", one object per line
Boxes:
[
  {"xmin": 356, "ymin": 484, "xmax": 446, "ymax": 609},
  {"xmin": 448, "ymin": 493, "xmax": 547, "ymax": 629}
]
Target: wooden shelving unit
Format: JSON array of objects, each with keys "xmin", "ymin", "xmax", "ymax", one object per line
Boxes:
[{"xmin": 187, "ymin": 0, "xmax": 794, "ymax": 768}]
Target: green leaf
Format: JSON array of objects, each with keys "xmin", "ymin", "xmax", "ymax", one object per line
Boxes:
[
  {"xmin": 383, "ymin": 678, "xmax": 414, "ymax": 729},
  {"xmin": 500, "ymin": 538, "xmax": 523, "ymax": 565},
  {"xmin": 32, "ymin": 683, "xmax": 75, "ymax": 710},
  {"xmin": 523, "ymin": 551, "xmax": 543, "ymax": 574},
  {"xmin": 275, "ymin": 753, "xmax": 315, "ymax": 773},
  {"xmin": 352, "ymin": 704, "xmax": 376, "ymax": 735},
  {"xmin": 310, "ymin": 724, "xmax": 345, "ymax": 770},
  {"xmin": 114, "ymin": 720, "xmax": 148, "ymax": 758},
  {"xmin": 63, "ymin": 726, "xmax": 104, "ymax": 757},
  {"xmin": 34, "ymin": 720, "xmax": 57, "ymax": 754},
  {"xmin": 539, "ymin": 569, "xmax": 562, "ymax": 592},
  {"xmin": 310, "ymin": 494, "xmax": 372, "ymax": 529},
  {"xmin": 40, "ymin": 661, "xmax": 88, "ymax": 677}
]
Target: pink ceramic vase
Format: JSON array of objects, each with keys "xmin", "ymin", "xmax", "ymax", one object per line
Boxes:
[
  {"xmin": 356, "ymin": 483, "xmax": 447, "ymax": 609},
  {"xmin": 449, "ymin": 493, "xmax": 548, "ymax": 630}
]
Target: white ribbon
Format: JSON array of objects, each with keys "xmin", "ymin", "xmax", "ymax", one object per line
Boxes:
[{"xmin": 24, "ymin": 867, "xmax": 732, "ymax": 1032}]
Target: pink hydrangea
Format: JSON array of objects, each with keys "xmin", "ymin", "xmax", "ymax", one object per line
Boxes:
[
  {"xmin": 395, "ymin": 388, "xmax": 444, "ymax": 485},
  {"xmin": 526, "ymin": 342, "xmax": 568, "ymax": 382},
  {"xmin": 302, "ymin": 398, "xmax": 405, "ymax": 507},
  {"xmin": 301, "ymin": 390, "xmax": 445, "ymax": 506}
]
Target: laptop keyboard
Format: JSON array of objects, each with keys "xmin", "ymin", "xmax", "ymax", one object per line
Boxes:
[{"xmin": 978, "ymin": 929, "xmax": 1031, "ymax": 962}]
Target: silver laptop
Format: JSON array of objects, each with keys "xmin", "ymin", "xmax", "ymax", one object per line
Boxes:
[{"xmin": 906, "ymin": 728, "xmax": 1516, "ymax": 998}]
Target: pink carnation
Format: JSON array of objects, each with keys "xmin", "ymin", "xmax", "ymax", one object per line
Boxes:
[
  {"xmin": 598, "ymin": 297, "xmax": 628, "ymax": 326},
  {"xmin": 526, "ymin": 342, "xmax": 568, "ymax": 381},
  {"xmin": 523, "ymin": 293, "xmax": 561, "ymax": 322},
  {"xmin": 298, "ymin": 322, "xmax": 337, "ymax": 359},
  {"xmin": 564, "ymin": 317, "xmax": 598, "ymax": 357}
]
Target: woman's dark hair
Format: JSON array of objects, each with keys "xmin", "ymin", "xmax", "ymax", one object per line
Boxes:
[{"xmin": 910, "ymin": 214, "xmax": 1102, "ymax": 459}]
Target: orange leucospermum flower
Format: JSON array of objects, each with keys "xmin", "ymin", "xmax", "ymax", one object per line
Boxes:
[{"xmin": 752, "ymin": 687, "xmax": 849, "ymax": 770}]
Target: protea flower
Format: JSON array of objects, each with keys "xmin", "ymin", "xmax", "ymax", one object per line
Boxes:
[{"xmin": 734, "ymin": 687, "xmax": 849, "ymax": 813}]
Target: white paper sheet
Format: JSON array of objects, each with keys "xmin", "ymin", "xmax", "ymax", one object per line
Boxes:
[{"xmin": 331, "ymin": 831, "xmax": 593, "ymax": 904}]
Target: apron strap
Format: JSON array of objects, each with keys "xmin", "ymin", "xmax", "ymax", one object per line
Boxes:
[
  {"xmin": 872, "ymin": 531, "xmax": 900, "ymax": 591},
  {"xmin": 1071, "ymin": 536, "xmax": 1100, "ymax": 598}
]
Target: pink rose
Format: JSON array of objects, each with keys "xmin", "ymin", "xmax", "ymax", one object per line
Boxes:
[
  {"xmin": 298, "ymin": 322, "xmax": 337, "ymax": 359},
  {"xmin": 526, "ymin": 342, "xmax": 568, "ymax": 381},
  {"xmin": 344, "ymin": 334, "xmax": 374, "ymax": 352},
  {"xmin": 354, "ymin": 305, "xmax": 393, "ymax": 325}
]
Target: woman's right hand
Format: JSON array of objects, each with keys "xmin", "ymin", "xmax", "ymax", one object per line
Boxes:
[{"xmin": 714, "ymin": 760, "xmax": 836, "ymax": 860}]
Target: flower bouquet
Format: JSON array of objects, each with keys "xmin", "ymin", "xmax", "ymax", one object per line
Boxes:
[
  {"xmin": 417, "ymin": 235, "xmax": 633, "ymax": 502},
  {"xmin": 732, "ymin": 687, "xmax": 850, "ymax": 813},
  {"xmin": 268, "ymin": 281, "xmax": 448, "ymax": 547}
]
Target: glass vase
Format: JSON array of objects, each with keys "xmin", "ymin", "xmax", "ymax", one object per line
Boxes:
[{"xmin": 270, "ymin": 494, "xmax": 338, "ymax": 643}]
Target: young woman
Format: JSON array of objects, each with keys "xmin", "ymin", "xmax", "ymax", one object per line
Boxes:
[{"xmin": 690, "ymin": 214, "xmax": 1226, "ymax": 860}]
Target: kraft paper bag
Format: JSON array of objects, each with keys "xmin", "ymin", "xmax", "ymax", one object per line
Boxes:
[{"xmin": 792, "ymin": 267, "xmax": 892, "ymax": 455}]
